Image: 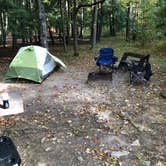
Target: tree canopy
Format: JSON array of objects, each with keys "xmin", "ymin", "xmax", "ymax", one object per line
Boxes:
[{"xmin": 0, "ymin": 0, "xmax": 165, "ymax": 53}]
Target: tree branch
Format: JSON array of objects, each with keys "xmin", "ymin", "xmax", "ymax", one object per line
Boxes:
[{"xmin": 75, "ymin": 0, "xmax": 105, "ymax": 14}]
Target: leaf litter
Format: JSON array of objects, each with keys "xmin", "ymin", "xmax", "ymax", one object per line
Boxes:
[{"xmin": 0, "ymin": 55, "xmax": 165, "ymax": 166}]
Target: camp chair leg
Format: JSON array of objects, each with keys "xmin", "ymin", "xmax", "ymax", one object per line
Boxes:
[
  {"xmin": 99, "ymin": 65, "xmax": 103, "ymax": 72},
  {"xmin": 129, "ymin": 72, "xmax": 134, "ymax": 84}
]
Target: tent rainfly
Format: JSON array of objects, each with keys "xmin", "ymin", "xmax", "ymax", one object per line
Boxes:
[{"xmin": 4, "ymin": 45, "xmax": 66, "ymax": 83}]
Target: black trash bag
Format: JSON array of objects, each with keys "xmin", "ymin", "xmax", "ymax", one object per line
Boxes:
[{"xmin": 0, "ymin": 136, "xmax": 21, "ymax": 166}]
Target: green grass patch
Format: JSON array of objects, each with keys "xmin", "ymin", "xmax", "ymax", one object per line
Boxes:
[{"xmin": 50, "ymin": 35, "xmax": 166, "ymax": 71}]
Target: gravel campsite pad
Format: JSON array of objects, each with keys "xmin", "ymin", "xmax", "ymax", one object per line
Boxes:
[{"xmin": 0, "ymin": 54, "xmax": 166, "ymax": 166}]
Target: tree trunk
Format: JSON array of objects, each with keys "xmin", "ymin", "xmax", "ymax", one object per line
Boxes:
[
  {"xmin": 110, "ymin": 16, "xmax": 115, "ymax": 36},
  {"xmin": 0, "ymin": 12, "xmax": 6, "ymax": 47},
  {"xmin": 126, "ymin": 2, "xmax": 131, "ymax": 41},
  {"xmin": 73, "ymin": 0, "xmax": 79, "ymax": 56},
  {"xmin": 131, "ymin": 2, "xmax": 139, "ymax": 41},
  {"xmin": 79, "ymin": 8, "xmax": 84, "ymax": 39},
  {"xmin": 110, "ymin": 0, "xmax": 116, "ymax": 36},
  {"xmin": 90, "ymin": 4, "xmax": 95, "ymax": 44},
  {"xmin": 37, "ymin": 0, "xmax": 48, "ymax": 49},
  {"xmin": 66, "ymin": 0, "xmax": 71, "ymax": 44},
  {"xmin": 12, "ymin": 34, "xmax": 17, "ymax": 50},
  {"xmin": 72, "ymin": 0, "xmax": 105, "ymax": 56},
  {"xmin": 97, "ymin": 2, "xmax": 103, "ymax": 42},
  {"xmin": 60, "ymin": 0, "xmax": 67, "ymax": 52},
  {"xmin": 91, "ymin": 0, "xmax": 98, "ymax": 53}
]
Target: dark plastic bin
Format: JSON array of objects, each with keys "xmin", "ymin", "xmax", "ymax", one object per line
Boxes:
[{"xmin": 0, "ymin": 136, "xmax": 21, "ymax": 166}]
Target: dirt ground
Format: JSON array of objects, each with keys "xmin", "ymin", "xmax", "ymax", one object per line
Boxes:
[{"xmin": 0, "ymin": 48, "xmax": 166, "ymax": 166}]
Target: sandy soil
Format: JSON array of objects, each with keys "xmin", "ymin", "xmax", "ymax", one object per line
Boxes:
[{"xmin": 0, "ymin": 53, "xmax": 166, "ymax": 166}]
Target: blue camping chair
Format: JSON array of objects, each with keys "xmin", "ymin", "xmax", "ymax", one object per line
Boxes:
[{"xmin": 96, "ymin": 48, "xmax": 118, "ymax": 71}]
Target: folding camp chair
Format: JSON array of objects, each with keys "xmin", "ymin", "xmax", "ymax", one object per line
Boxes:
[
  {"xmin": 87, "ymin": 48, "xmax": 118, "ymax": 82},
  {"xmin": 95, "ymin": 48, "xmax": 118, "ymax": 72},
  {"xmin": 119, "ymin": 52, "xmax": 152, "ymax": 85}
]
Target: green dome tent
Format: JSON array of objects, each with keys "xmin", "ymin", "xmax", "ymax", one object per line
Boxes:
[{"xmin": 4, "ymin": 45, "xmax": 66, "ymax": 83}]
